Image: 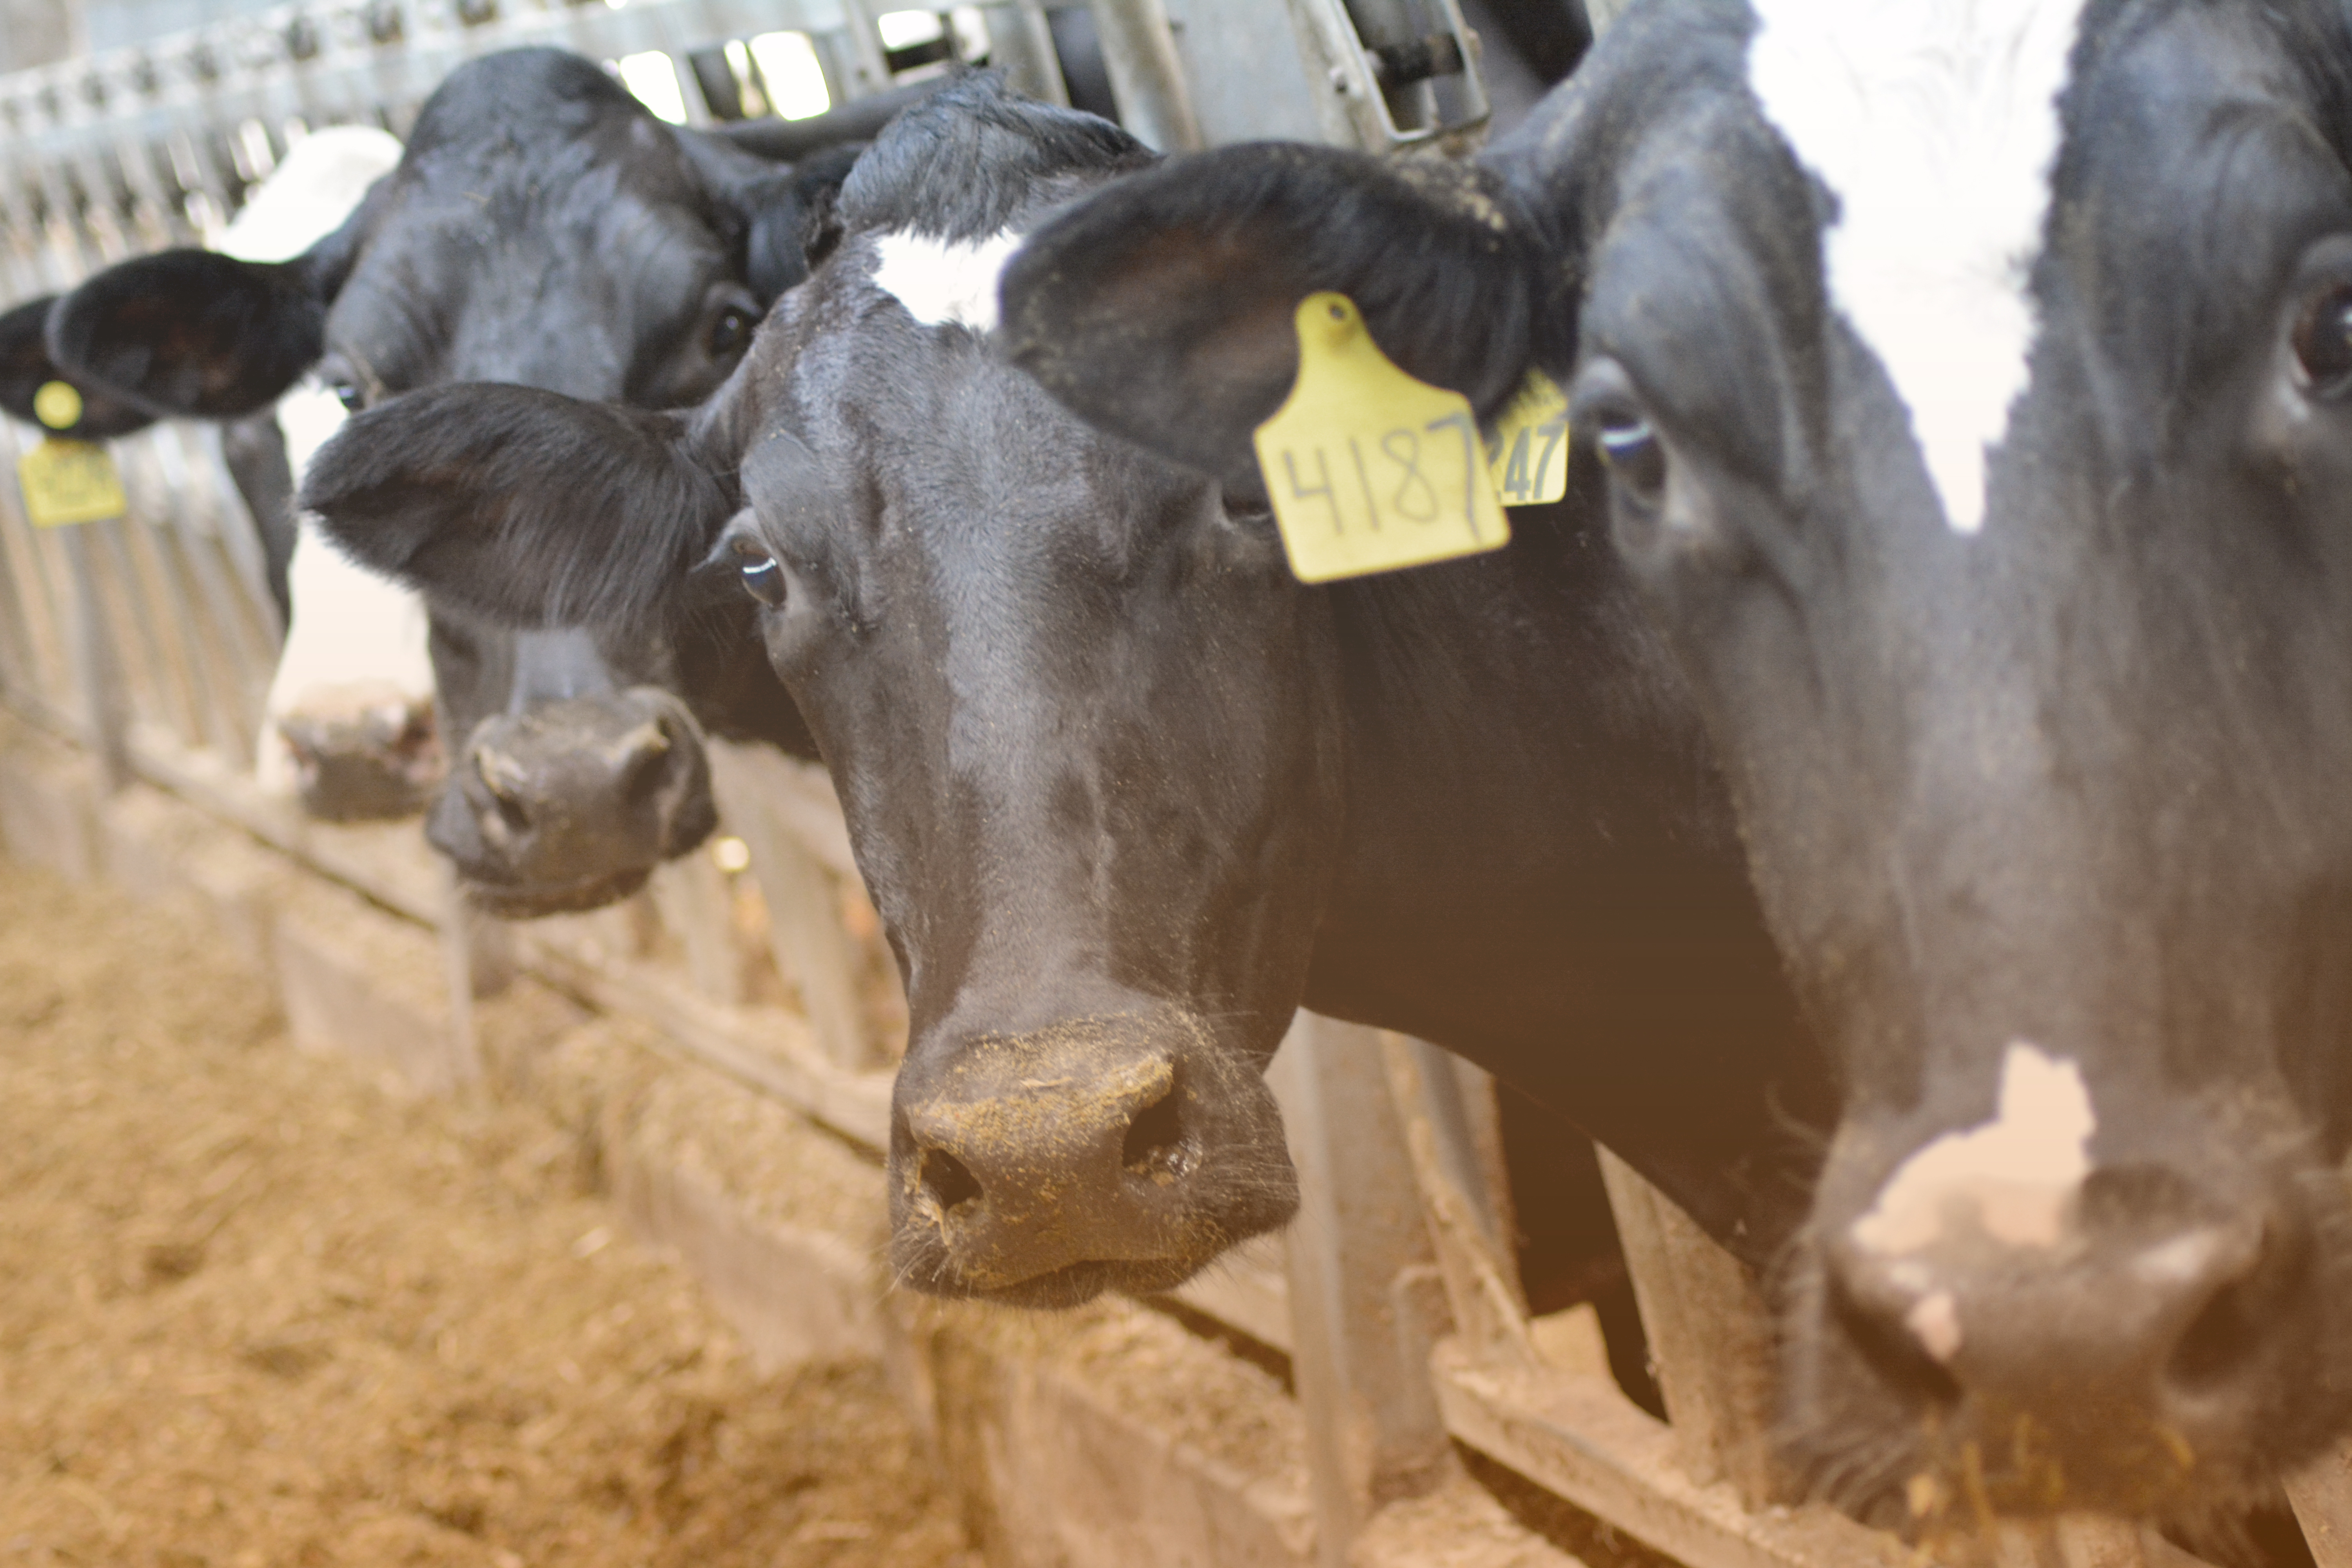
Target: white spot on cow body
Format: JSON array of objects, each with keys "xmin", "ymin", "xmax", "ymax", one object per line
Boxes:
[
  {"xmin": 1905, "ymin": 1290, "xmax": 1963, "ymax": 1362},
  {"xmin": 200, "ymin": 130, "xmax": 428, "ymax": 799},
  {"xmin": 871, "ymin": 228, "xmax": 1025, "ymax": 333},
  {"xmin": 211, "ymin": 125, "xmax": 402, "ymax": 262},
  {"xmin": 255, "ymin": 505, "xmax": 433, "ymax": 791},
  {"xmin": 1853, "ymin": 1041, "xmax": 2096, "ymax": 1255},
  {"xmin": 1746, "ymin": 0, "xmax": 2091, "ymax": 535}
]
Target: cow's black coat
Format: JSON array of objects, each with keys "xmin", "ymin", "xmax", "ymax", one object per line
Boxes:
[
  {"xmin": 996, "ymin": 0, "xmax": 2352, "ymax": 1534},
  {"xmin": 300, "ymin": 78, "xmax": 1836, "ymax": 1313}
]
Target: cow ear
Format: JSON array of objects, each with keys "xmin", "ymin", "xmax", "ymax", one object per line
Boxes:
[
  {"xmin": 1000, "ymin": 143, "xmax": 1550, "ymax": 480},
  {"xmin": 741, "ymin": 142, "xmax": 865, "ymax": 299},
  {"xmin": 48, "ymin": 250, "xmax": 327, "ymax": 419},
  {"xmin": 300, "ymin": 382, "xmax": 738, "ymax": 631},
  {"xmin": 48, "ymin": 174, "xmax": 377, "ymax": 421},
  {"xmin": 0, "ymin": 295, "xmax": 159, "ymax": 439}
]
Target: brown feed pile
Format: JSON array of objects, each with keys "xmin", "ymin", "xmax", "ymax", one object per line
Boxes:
[{"xmin": 0, "ymin": 858, "xmax": 972, "ymax": 1568}]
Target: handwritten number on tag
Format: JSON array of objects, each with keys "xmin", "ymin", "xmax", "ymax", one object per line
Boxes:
[{"xmin": 1252, "ymin": 292, "xmax": 1510, "ymax": 582}]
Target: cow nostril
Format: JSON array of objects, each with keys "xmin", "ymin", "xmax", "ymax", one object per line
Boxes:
[
  {"xmin": 1120, "ymin": 1079, "xmax": 1185, "ymax": 1184},
  {"xmin": 2168, "ymin": 1276, "xmax": 2259, "ymax": 1393},
  {"xmin": 1830, "ymin": 1263, "xmax": 1963, "ymax": 1410},
  {"xmin": 921, "ymin": 1148, "xmax": 983, "ymax": 1214},
  {"xmin": 613, "ymin": 720, "xmax": 678, "ymax": 806},
  {"xmin": 473, "ymin": 746, "xmax": 532, "ymax": 833},
  {"xmin": 2164, "ymin": 1220, "xmax": 2290, "ymax": 1396}
]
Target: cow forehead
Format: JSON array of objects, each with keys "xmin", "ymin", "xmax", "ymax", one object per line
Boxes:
[{"xmin": 1744, "ymin": 0, "xmax": 2090, "ymax": 538}]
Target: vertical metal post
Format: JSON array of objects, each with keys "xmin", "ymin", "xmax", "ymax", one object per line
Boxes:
[
  {"xmin": 1594, "ymin": 1146, "xmax": 1779, "ymax": 1505},
  {"xmin": 985, "ymin": 0, "xmax": 1071, "ymax": 106},
  {"xmin": 59, "ymin": 523, "xmax": 130, "ymax": 791},
  {"xmin": 1270, "ymin": 1013, "xmax": 1457, "ymax": 1568},
  {"xmin": 1085, "ymin": 0, "xmax": 1204, "ymax": 150}
]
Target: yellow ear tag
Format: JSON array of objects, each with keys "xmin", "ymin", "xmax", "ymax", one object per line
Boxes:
[
  {"xmin": 1485, "ymin": 367, "xmax": 1570, "ymax": 506},
  {"xmin": 18, "ymin": 383, "xmax": 126, "ymax": 528},
  {"xmin": 1252, "ymin": 293, "xmax": 1509, "ymax": 584}
]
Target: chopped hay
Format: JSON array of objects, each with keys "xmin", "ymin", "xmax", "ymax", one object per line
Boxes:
[{"xmin": 0, "ymin": 859, "xmax": 971, "ymax": 1568}]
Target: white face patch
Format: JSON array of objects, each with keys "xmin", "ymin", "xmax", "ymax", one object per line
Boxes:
[
  {"xmin": 1746, "ymin": 0, "xmax": 2091, "ymax": 535},
  {"xmin": 1852, "ymin": 1041, "xmax": 2096, "ymax": 1255},
  {"xmin": 255, "ymin": 507, "xmax": 434, "ymax": 792},
  {"xmin": 871, "ymin": 228, "xmax": 1025, "ymax": 333}
]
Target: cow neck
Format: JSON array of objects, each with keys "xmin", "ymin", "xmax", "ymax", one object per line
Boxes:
[{"xmin": 1299, "ymin": 486, "xmax": 1833, "ymax": 1258}]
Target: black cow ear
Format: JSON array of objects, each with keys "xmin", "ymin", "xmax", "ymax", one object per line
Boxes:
[
  {"xmin": 48, "ymin": 250, "xmax": 327, "ymax": 419},
  {"xmin": 0, "ymin": 295, "xmax": 159, "ymax": 439},
  {"xmin": 1000, "ymin": 143, "xmax": 1549, "ymax": 480},
  {"xmin": 742, "ymin": 142, "xmax": 865, "ymax": 299},
  {"xmin": 301, "ymin": 382, "xmax": 738, "ymax": 632},
  {"xmin": 46, "ymin": 173, "xmax": 379, "ymax": 422}
]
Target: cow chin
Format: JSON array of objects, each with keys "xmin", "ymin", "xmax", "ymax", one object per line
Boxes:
[
  {"xmin": 888, "ymin": 1246, "xmax": 1229, "ymax": 1312},
  {"xmin": 461, "ymin": 863, "xmax": 657, "ymax": 920}
]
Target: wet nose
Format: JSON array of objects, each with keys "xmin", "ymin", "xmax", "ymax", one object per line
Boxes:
[
  {"xmin": 892, "ymin": 1014, "xmax": 1295, "ymax": 1297},
  {"xmin": 1828, "ymin": 1161, "xmax": 2289, "ymax": 1436},
  {"xmin": 446, "ymin": 690, "xmax": 716, "ymax": 911}
]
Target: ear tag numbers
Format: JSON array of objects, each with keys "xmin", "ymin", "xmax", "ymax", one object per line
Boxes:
[
  {"xmin": 1486, "ymin": 367, "xmax": 1570, "ymax": 506},
  {"xmin": 16, "ymin": 381, "xmax": 125, "ymax": 529},
  {"xmin": 1253, "ymin": 293, "xmax": 1509, "ymax": 584}
]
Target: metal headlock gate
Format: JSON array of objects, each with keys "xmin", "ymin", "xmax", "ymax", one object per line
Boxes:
[{"xmin": 8, "ymin": 3, "xmax": 2352, "ymax": 1567}]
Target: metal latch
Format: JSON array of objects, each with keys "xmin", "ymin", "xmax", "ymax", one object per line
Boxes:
[{"xmin": 1283, "ymin": 0, "xmax": 1491, "ymax": 151}]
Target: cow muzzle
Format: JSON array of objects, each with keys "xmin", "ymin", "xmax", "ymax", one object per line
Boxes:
[
  {"xmin": 889, "ymin": 1009, "xmax": 1297, "ymax": 1308},
  {"xmin": 1791, "ymin": 1114, "xmax": 2352, "ymax": 1526},
  {"xmin": 432, "ymin": 687, "xmax": 717, "ymax": 918},
  {"xmin": 274, "ymin": 680, "xmax": 443, "ymax": 822}
]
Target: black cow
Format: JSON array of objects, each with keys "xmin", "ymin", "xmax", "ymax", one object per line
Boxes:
[
  {"xmin": 292, "ymin": 76, "xmax": 1834, "ymax": 1323},
  {"xmin": 985, "ymin": 0, "xmax": 2352, "ymax": 1536},
  {"xmin": 20, "ymin": 47, "xmax": 902, "ymax": 913}
]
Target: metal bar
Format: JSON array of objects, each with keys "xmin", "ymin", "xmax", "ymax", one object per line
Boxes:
[
  {"xmin": 58, "ymin": 523, "xmax": 131, "ymax": 790},
  {"xmin": 983, "ymin": 0, "xmax": 1070, "ymax": 106},
  {"xmin": 1085, "ymin": 0, "xmax": 1203, "ymax": 150},
  {"xmin": 1269, "ymin": 1014, "xmax": 1457, "ymax": 1568}
]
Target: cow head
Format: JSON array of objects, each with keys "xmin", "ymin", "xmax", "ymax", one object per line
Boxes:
[
  {"xmin": 299, "ymin": 76, "xmax": 1305, "ymax": 1304},
  {"xmin": 994, "ymin": 0, "xmax": 2352, "ymax": 1533},
  {"xmin": 41, "ymin": 46, "xmax": 845, "ymax": 913}
]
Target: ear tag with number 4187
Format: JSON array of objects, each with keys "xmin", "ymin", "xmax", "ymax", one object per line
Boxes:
[
  {"xmin": 1252, "ymin": 293, "xmax": 1509, "ymax": 584},
  {"xmin": 1486, "ymin": 367, "xmax": 1570, "ymax": 506},
  {"xmin": 16, "ymin": 380, "xmax": 126, "ymax": 528}
]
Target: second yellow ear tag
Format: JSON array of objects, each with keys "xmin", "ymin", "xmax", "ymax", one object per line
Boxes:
[
  {"xmin": 17, "ymin": 438, "xmax": 126, "ymax": 528},
  {"xmin": 1252, "ymin": 293, "xmax": 1509, "ymax": 584},
  {"xmin": 1486, "ymin": 367, "xmax": 1570, "ymax": 506}
]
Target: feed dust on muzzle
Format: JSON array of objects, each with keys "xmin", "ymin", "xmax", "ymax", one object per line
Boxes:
[{"xmin": 0, "ymin": 860, "xmax": 970, "ymax": 1568}]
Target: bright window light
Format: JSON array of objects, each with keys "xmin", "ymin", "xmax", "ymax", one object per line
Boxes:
[
  {"xmin": 721, "ymin": 39, "xmax": 770, "ymax": 117},
  {"xmin": 950, "ymin": 5, "xmax": 990, "ymax": 62},
  {"xmin": 748, "ymin": 31, "xmax": 830, "ymax": 120},
  {"xmin": 613, "ymin": 51, "xmax": 688, "ymax": 124},
  {"xmin": 876, "ymin": 9, "xmax": 944, "ymax": 50}
]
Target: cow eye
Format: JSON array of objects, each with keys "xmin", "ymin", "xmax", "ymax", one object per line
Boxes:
[
  {"xmin": 1596, "ymin": 414, "xmax": 1667, "ymax": 508},
  {"xmin": 2294, "ymin": 285, "xmax": 2352, "ymax": 399},
  {"xmin": 327, "ymin": 379, "xmax": 365, "ymax": 414},
  {"xmin": 710, "ymin": 305, "xmax": 758, "ymax": 359},
  {"xmin": 733, "ymin": 541, "xmax": 788, "ymax": 608}
]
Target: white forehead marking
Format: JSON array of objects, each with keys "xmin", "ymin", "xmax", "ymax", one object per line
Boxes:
[
  {"xmin": 871, "ymin": 228, "xmax": 1025, "ymax": 333},
  {"xmin": 1746, "ymin": 0, "xmax": 2091, "ymax": 535},
  {"xmin": 1853, "ymin": 1041, "xmax": 2096, "ymax": 1254}
]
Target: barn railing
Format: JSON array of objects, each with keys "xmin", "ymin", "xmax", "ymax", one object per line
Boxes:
[{"xmin": 10, "ymin": 5, "xmax": 2342, "ymax": 1568}]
